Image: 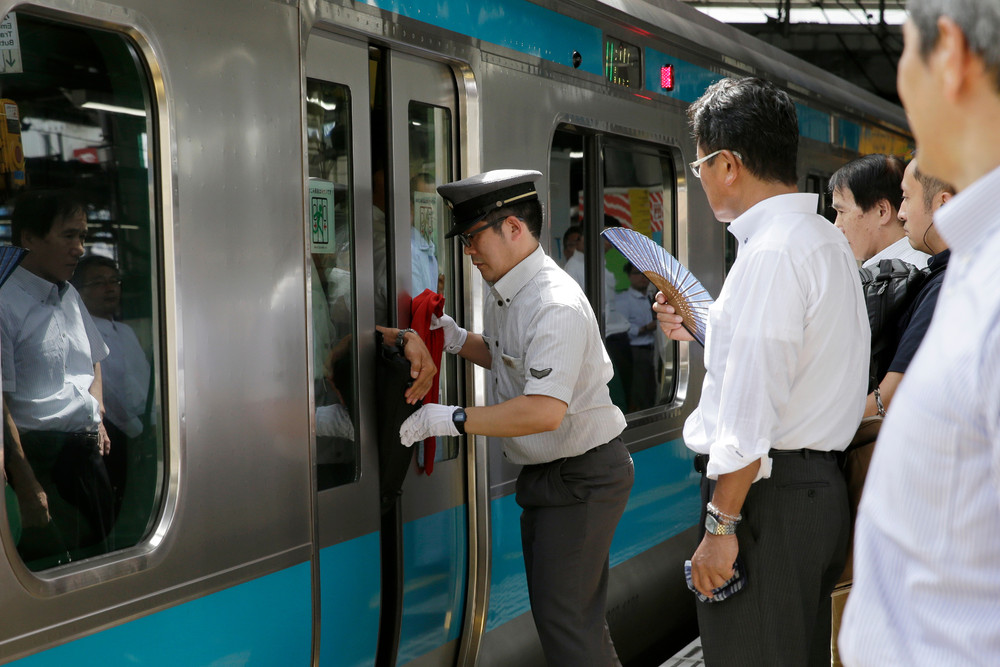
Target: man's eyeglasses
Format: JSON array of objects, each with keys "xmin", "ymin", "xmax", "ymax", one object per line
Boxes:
[
  {"xmin": 689, "ymin": 149, "xmax": 743, "ymax": 179},
  {"xmin": 457, "ymin": 217, "xmax": 502, "ymax": 248},
  {"xmin": 81, "ymin": 277, "xmax": 122, "ymax": 288}
]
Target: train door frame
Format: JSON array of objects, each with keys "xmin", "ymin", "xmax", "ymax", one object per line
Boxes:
[
  {"xmin": 303, "ymin": 29, "xmax": 385, "ymax": 667},
  {"xmin": 384, "ymin": 49, "xmax": 473, "ymax": 666}
]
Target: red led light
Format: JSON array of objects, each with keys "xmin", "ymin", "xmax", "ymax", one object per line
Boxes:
[{"xmin": 661, "ymin": 64, "xmax": 674, "ymax": 91}]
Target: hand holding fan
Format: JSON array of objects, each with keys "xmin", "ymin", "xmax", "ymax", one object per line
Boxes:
[
  {"xmin": 601, "ymin": 227, "xmax": 713, "ymax": 346},
  {"xmin": 0, "ymin": 246, "xmax": 27, "ymax": 289}
]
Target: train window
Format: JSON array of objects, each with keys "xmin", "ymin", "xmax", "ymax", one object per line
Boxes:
[
  {"xmin": 805, "ymin": 173, "xmax": 835, "ymax": 222},
  {"xmin": 306, "ymin": 79, "xmax": 360, "ymax": 489},
  {"xmin": 549, "ymin": 128, "xmax": 678, "ymax": 416},
  {"xmin": 407, "ymin": 101, "xmax": 458, "ymax": 463},
  {"xmin": 0, "ymin": 13, "xmax": 163, "ymax": 570}
]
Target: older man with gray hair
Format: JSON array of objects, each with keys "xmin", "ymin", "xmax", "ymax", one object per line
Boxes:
[{"xmin": 840, "ymin": 1, "xmax": 1000, "ymax": 664}]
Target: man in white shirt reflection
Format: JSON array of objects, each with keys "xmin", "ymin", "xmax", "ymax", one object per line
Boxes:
[{"xmin": 655, "ymin": 77, "xmax": 869, "ymax": 666}]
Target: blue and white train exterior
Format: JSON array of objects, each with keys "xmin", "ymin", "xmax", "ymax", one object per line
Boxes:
[{"xmin": 0, "ymin": 0, "xmax": 908, "ymax": 665}]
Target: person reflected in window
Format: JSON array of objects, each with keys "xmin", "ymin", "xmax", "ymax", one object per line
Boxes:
[
  {"xmin": 72, "ymin": 255, "xmax": 151, "ymax": 520},
  {"xmin": 410, "ymin": 172, "xmax": 444, "ymax": 295},
  {"xmin": 564, "ymin": 223, "xmax": 631, "ymax": 412},
  {"xmin": 616, "ymin": 262, "xmax": 657, "ymax": 411},
  {"xmin": 0, "ymin": 191, "xmax": 114, "ymax": 564},
  {"xmin": 561, "ymin": 224, "xmax": 582, "ymax": 266}
]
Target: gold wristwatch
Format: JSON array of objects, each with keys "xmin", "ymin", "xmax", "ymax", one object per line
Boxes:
[{"xmin": 705, "ymin": 512, "xmax": 738, "ymax": 536}]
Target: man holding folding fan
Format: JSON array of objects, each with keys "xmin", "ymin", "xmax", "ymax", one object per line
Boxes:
[{"xmin": 654, "ymin": 77, "xmax": 869, "ymax": 666}]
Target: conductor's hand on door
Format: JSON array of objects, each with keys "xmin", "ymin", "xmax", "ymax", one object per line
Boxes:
[{"xmin": 376, "ymin": 325, "xmax": 437, "ymax": 404}]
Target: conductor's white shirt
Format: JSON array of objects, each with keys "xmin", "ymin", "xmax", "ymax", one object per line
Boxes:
[
  {"xmin": 841, "ymin": 165, "xmax": 1000, "ymax": 666},
  {"xmin": 484, "ymin": 245, "xmax": 626, "ymax": 465},
  {"xmin": 684, "ymin": 193, "xmax": 869, "ymax": 481}
]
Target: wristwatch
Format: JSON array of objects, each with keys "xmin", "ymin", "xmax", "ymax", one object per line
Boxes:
[
  {"xmin": 452, "ymin": 407, "xmax": 467, "ymax": 435},
  {"xmin": 705, "ymin": 512, "xmax": 738, "ymax": 536},
  {"xmin": 396, "ymin": 327, "xmax": 417, "ymax": 349}
]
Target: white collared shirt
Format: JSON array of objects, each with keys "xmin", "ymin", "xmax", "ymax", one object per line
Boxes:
[
  {"xmin": 1, "ymin": 266, "xmax": 109, "ymax": 433},
  {"xmin": 862, "ymin": 235, "xmax": 929, "ymax": 269},
  {"xmin": 484, "ymin": 244, "xmax": 626, "ymax": 464},
  {"xmin": 840, "ymin": 165, "xmax": 1000, "ymax": 666},
  {"xmin": 92, "ymin": 317, "xmax": 150, "ymax": 438},
  {"xmin": 685, "ymin": 193, "xmax": 869, "ymax": 481}
]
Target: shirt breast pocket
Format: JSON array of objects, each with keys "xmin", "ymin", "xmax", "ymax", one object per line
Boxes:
[{"xmin": 498, "ymin": 353, "xmax": 527, "ymax": 397}]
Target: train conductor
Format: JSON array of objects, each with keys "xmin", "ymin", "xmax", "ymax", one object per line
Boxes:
[{"xmin": 397, "ymin": 169, "xmax": 634, "ymax": 666}]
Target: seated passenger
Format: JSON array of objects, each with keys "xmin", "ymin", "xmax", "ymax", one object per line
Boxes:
[
  {"xmin": 830, "ymin": 154, "xmax": 930, "ymax": 269},
  {"xmin": 0, "ymin": 191, "xmax": 113, "ymax": 564},
  {"xmin": 72, "ymin": 255, "xmax": 151, "ymax": 518}
]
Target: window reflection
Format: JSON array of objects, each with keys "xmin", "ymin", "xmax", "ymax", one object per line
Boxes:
[
  {"xmin": 0, "ymin": 14, "xmax": 162, "ymax": 570},
  {"xmin": 406, "ymin": 102, "xmax": 457, "ymax": 466},
  {"xmin": 549, "ymin": 129, "xmax": 678, "ymax": 415},
  {"xmin": 307, "ymin": 79, "xmax": 359, "ymax": 489}
]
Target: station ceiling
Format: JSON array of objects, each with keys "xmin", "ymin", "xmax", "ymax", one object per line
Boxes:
[{"xmin": 679, "ymin": 0, "xmax": 907, "ymax": 105}]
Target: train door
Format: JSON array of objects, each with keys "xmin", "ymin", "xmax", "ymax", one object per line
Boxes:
[
  {"xmin": 384, "ymin": 51, "xmax": 469, "ymax": 666},
  {"xmin": 305, "ymin": 32, "xmax": 385, "ymax": 667},
  {"xmin": 306, "ymin": 34, "xmax": 468, "ymax": 665}
]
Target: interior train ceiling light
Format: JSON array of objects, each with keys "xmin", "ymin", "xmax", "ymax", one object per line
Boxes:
[{"xmin": 80, "ymin": 101, "xmax": 146, "ymax": 117}]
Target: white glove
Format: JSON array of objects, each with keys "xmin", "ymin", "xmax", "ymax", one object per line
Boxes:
[
  {"xmin": 400, "ymin": 404, "xmax": 461, "ymax": 446},
  {"xmin": 430, "ymin": 313, "xmax": 468, "ymax": 354}
]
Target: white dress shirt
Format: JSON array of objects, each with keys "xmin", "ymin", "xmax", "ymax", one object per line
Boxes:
[
  {"xmin": 840, "ymin": 165, "xmax": 1000, "ymax": 666},
  {"xmin": 484, "ymin": 245, "xmax": 626, "ymax": 464},
  {"xmin": 862, "ymin": 236, "xmax": 929, "ymax": 269},
  {"xmin": 93, "ymin": 317, "xmax": 150, "ymax": 438},
  {"xmin": 410, "ymin": 226, "xmax": 439, "ymax": 296},
  {"xmin": 684, "ymin": 193, "xmax": 869, "ymax": 481},
  {"xmin": 564, "ymin": 251, "xmax": 630, "ymax": 336},
  {"xmin": 0, "ymin": 266, "xmax": 109, "ymax": 433}
]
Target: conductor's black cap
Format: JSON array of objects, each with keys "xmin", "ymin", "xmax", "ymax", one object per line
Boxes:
[{"xmin": 438, "ymin": 169, "xmax": 542, "ymax": 239}]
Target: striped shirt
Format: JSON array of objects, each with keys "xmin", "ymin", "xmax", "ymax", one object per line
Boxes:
[
  {"xmin": 840, "ymin": 164, "xmax": 1000, "ymax": 665},
  {"xmin": 684, "ymin": 193, "xmax": 869, "ymax": 481},
  {"xmin": 1, "ymin": 266, "xmax": 109, "ymax": 433},
  {"xmin": 484, "ymin": 244, "xmax": 626, "ymax": 464}
]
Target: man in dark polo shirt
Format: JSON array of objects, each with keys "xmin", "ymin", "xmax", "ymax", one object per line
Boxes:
[{"xmin": 869, "ymin": 157, "xmax": 953, "ymax": 415}]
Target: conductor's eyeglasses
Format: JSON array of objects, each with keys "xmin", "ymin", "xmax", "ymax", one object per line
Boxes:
[
  {"xmin": 457, "ymin": 217, "xmax": 502, "ymax": 248},
  {"xmin": 689, "ymin": 149, "xmax": 743, "ymax": 179}
]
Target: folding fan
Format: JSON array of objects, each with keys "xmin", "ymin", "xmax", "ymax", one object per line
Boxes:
[
  {"xmin": 601, "ymin": 227, "xmax": 713, "ymax": 346},
  {"xmin": 0, "ymin": 246, "xmax": 27, "ymax": 289}
]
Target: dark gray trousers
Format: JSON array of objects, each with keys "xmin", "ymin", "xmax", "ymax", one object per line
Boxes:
[
  {"xmin": 516, "ymin": 438, "xmax": 634, "ymax": 667},
  {"xmin": 697, "ymin": 450, "xmax": 850, "ymax": 667}
]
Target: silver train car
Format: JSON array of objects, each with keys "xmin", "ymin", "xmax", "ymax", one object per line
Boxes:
[{"xmin": 0, "ymin": 0, "xmax": 908, "ymax": 665}]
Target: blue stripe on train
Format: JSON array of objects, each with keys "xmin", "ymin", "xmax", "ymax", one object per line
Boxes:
[
  {"xmin": 10, "ymin": 562, "xmax": 313, "ymax": 666},
  {"xmin": 369, "ymin": 0, "xmax": 604, "ymax": 76},
  {"xmin": 486, "ymin": 438, "xmax": 700, "ymax": 631}
]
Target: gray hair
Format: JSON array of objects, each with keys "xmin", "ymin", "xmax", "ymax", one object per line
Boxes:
[{"xmin": 908, "ymin": 0, "xmax": 1000, "ymax": 90}]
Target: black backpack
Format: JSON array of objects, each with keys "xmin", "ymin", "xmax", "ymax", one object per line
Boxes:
[{"xmin": 859, "ymin": 258, "xmax": 929, "ymax": 393}]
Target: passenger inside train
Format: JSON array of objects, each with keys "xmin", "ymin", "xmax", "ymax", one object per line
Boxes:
[
  {"xmin": 71, "ymin": 255, "xmax": 152, "ymax": 534},
  {"xmin": 1, "ymin": 190, "xmax": 115, "ymax": 567}
]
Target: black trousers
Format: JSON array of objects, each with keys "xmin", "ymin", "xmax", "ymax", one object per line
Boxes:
[
  {"xmin": 18, "ymin": 431, "xmax": 115, "ymax": 562},
  {"xmin": 516, "ymin": 438, "xmax": 634, "ymax": 667},
  {"xmin": 697, "ymin": 450, "xmax": 850, "ymax": 667}
]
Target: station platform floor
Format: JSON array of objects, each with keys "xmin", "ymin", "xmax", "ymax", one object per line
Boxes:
[{"xmin": 659, "ymin": 637, "xmax": 704, "ymax": 666}]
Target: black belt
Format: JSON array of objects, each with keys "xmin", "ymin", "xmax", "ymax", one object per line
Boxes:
[
  {"xmin": 22, "ymin": 431, "xmax": 100, "ymax": 448},
  {"xmin": 693, "ymin": 449, "xmax": 834, "ymax": 473},
  {"xmin": 769, "ymin": 448, "xmax": 836, "ymax": 460}
]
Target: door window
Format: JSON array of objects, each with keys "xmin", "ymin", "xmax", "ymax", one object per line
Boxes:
[{"xmin": 306, "ymin": 79, "xmax": 359, "ymax": 489}]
